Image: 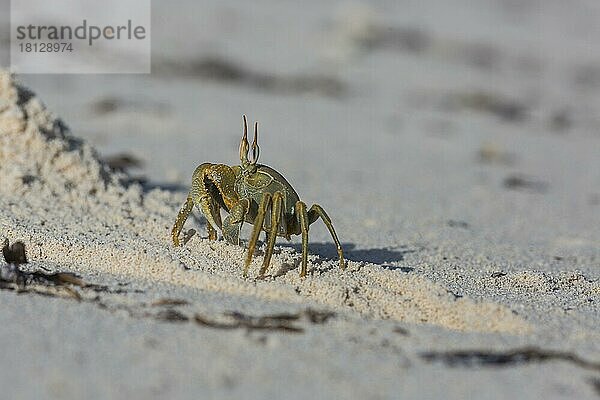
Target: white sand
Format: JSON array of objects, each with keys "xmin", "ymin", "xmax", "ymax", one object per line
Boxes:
[
  {"xmin": 1, "ymin": 69, "xmax": 599, "ymax": 399},
  {"xmin": 1, "ymin": 1, "xmax": 600, "ymax": 398}
]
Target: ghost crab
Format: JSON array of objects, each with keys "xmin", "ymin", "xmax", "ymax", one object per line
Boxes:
[{"xmin": 172, "ymin": 115, "xmax": 345, "ymax": 278}]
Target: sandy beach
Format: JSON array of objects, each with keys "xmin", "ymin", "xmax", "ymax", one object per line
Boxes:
[{"xmin": 1, "ymin": 1, "xmax": 599, "ymax": 399}]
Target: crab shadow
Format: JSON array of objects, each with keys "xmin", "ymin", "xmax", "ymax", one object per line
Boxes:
[
  {"xmin": 165, "ymin": 200, "xmax": 419, "ymax": 276},
  {"xmin": 179, "ymin": 228, "xmax": 417, "ymax": 277},
  {"xmin": 278, "ymin": 242, "xmax": 417, "ymax": 274}
]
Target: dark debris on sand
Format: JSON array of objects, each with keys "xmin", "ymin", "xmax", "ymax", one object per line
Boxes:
[{"xmin": 2, "ymin": 240, "xmax": 335, "ymax": 335}]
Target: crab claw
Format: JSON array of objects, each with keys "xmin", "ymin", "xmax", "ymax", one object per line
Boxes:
[
  {"xmin": 222, "ymin": 198, "xmax": 250, "ymax": 245},
  {"xmin": 191, "ymin": 163, "xmax": 239, "ymax": 233}
]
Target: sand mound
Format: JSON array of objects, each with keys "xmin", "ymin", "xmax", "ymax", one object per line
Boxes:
[{"xmin": 0, "ymin": 71, "xmax": 530, "ymax": 334}]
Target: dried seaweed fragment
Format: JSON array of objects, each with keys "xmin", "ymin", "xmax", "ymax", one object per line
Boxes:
[
  {"xmin": 155, "ymin": 309, "xmax": 189, "ymax": 322},
  {"xmin": 152, "ymin": 298, "xmax": 190, "ymax": 307},
  {"xmin": 195, "ymin": 312, "xmax": 303, "ymax": 333},
  {"xmin": 304, "ymin": 308, "xmax": 336, "ymax": 324},
  {"xmin": 1, "ymin": 240, "xmax": 86, "ymax": 299},
  {"xmin": 194, "ymin": 309, "xmax": 336, "ymax": 333},
  {"xmin": 421, "ymin": 347, "xmax": 600, "ymax": 372}
]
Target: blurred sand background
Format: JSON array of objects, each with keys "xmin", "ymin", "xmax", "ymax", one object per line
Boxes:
[{"xmin": 0, "ymin": 1, "xmax": 599, "ymax": 399}]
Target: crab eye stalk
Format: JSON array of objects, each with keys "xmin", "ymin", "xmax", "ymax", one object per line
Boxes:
[
  {"xmin": 239, "ymin": 114, "xmax": 250, "ymax": 166},
  {"xmin": 251, "ymin": 121, "xmax": 260, "ymax": 165}
]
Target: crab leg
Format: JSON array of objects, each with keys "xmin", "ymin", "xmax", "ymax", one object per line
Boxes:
[
  {"xmin": 205, "ymin": 199, "xmax": 221, "ymax": 241},
  {"xmin": 259, "ymin": 191, "xmax": 284, "ymax": 277},
  {"xmin": 171, "ymin": 194, "xmax": 194, "ymax": 246},
  {"xmin": 296, "ymin": 201, "xmax": 310, "ymax": 277},
  {"xmin": 244, "ymin": 192, "xmax": 272, "ymax": 277},
  {"xmin": 308, "ymin": 204, "xmax": 345, "ymax": 270}
]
